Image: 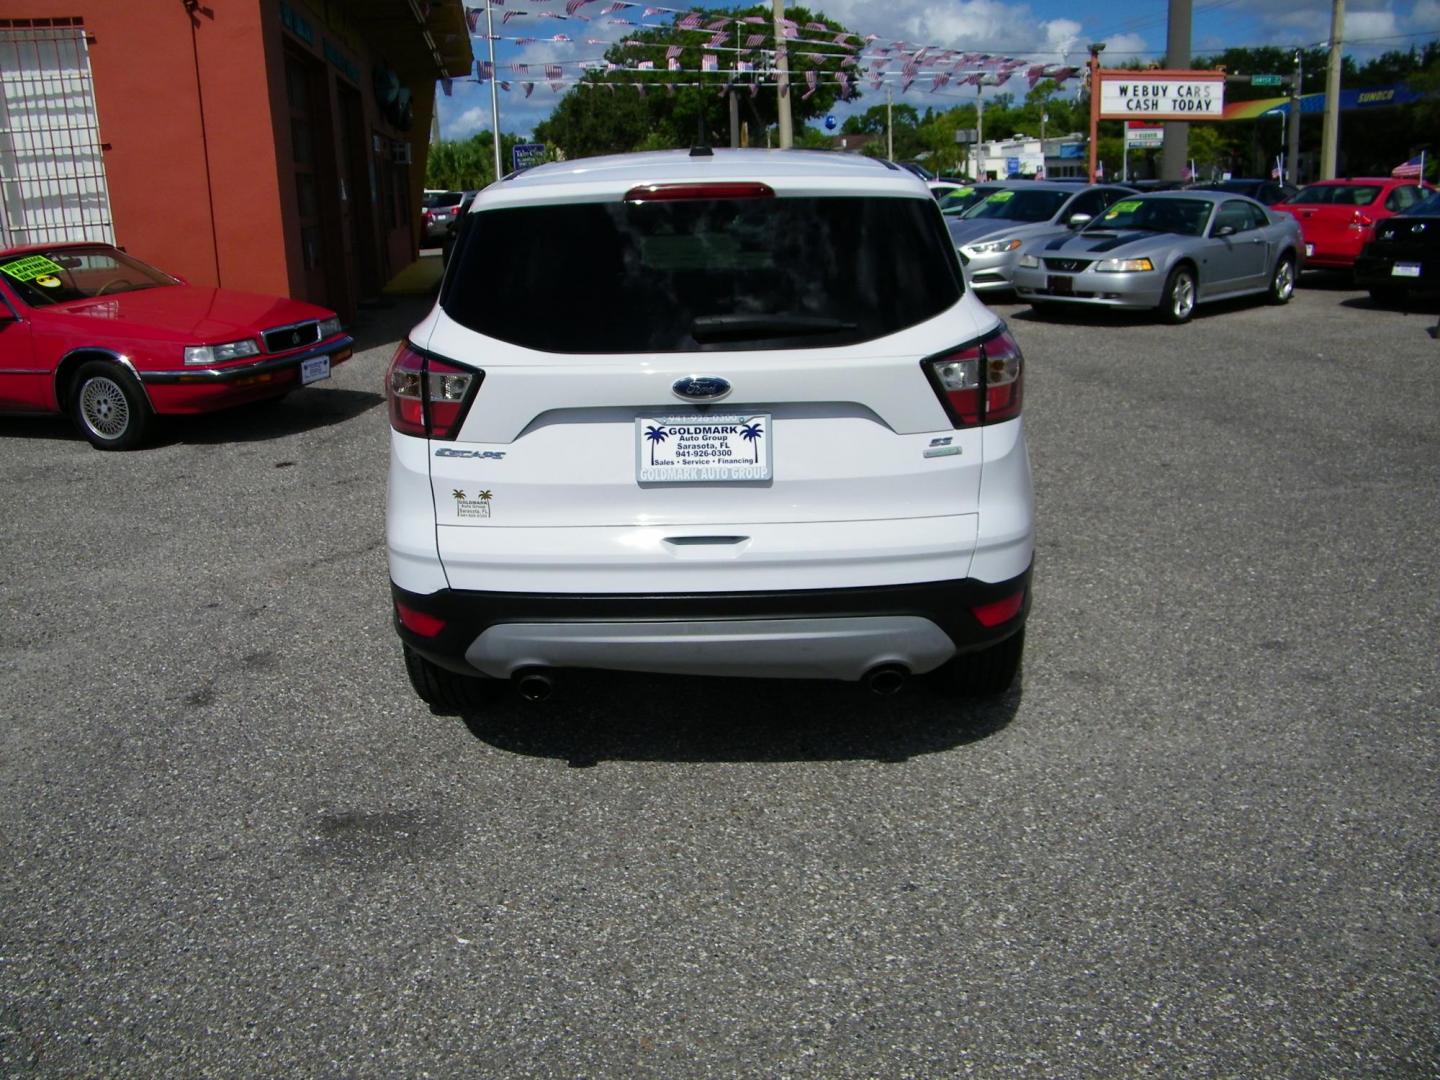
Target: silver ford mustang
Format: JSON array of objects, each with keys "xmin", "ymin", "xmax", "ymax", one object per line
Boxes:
[{"xmin": 1011, "ymin": 191, "xmax": 1305, "ymax": 323}]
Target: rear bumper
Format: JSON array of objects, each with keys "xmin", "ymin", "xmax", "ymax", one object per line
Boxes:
[
  {"xmin": 392, "ymin": 567, "xmax": 1032, "ymax": 682},
  {"xmin": 1354, "ymin": 251, "xmax": 1438, "ymax": 292}
]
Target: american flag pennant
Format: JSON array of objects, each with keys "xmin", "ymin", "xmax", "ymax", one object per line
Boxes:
[
  {"xmin": 833, "ymin": 32, "xmax": 852, "ymax": 44},
  {"xmin": 736, "ymin": 60, "xmax": 753, "ymax": 73},
  {"xmin": 1026, "ymin": 64, "xmax": 1046, "ymax": 88},
  {"xmin": 515, "ymin": 36, "xmax": 535, "ymax": 44},
  {"xmin": 500, "ymin": 79, "xmax": 511, "ymax": 90},
  {"xmin": 706, "ymin": 18, "xmax": 728, "ymax": 30},
  {"xmin": 840, "ymin": 56, "xmax": 857, "ymax": 68},
  {"xmin": 745, "ymin": 33, "xmax": 764, "ymax": 48},
  {"xmin": 863, "ymin": 34, "xmax": 877, "ymax": 44},
  {"xmin": 563, "ymin": 0, "xmax": 591, "ymax": 14},
  {"xmin": 465, "ymin": 8, "xmax": 481, "ymax": 32},
  {"xmin": 677, "ymin": 12, "xmax": 701, "ymax": 30},
  {"xmin": 477, "ymin": 60, "xmax": 494, "ymax": 78},
  {"xmin": 779, "ymin": 81, "xmax": 789, "ymax": 97},
  {"xmin": 512, "ymin": 62, "xmax": 529, "ymax": 73},
  {"xmin": 667, "ymin": 57, "xmax": 680, "ymax": 71},
  {"xmin": 1048, "ymin": 65, "xmax": 1077, "ymax": 83},
  {"xmin": 901, "ymin": 76, "xmax": 914, "ymax": 93},
  {"xmin": 502, "ymin": 10, "xmax": 524, "ymax": 21},
  {"xmin": 600, "ymin": 1, "xmax": 627, "ymax": 12},
  {"xmin": 781, "ymin": 22, "xmax": 799, "ymax": 38},
  {"xmin": 522, "ymin": 81, "xmax": 535, "ymax": 97},
  {"xmin": 551, "ymin": 33, "xmax": 571, "ymax": 41},
  {"xmin": 666, "ymin": 45, "xmax": 681, "ymax": 58},
  {"xmin": 549, "ymin": 80, "xmax": 564, "ymax": 92},
  {"xmin": 666, "ymin": 83, "xmax": 676, "ymax": 95},
  {"xmin": 701, "ymin": 53, "xmax": 717, "ymax": 72},
  {"xmin": 708, "ymin": 31, "xmax": 728, "ymax": 47},
  {"xmin": 742, "ymin": 14, "xmax": 765, "ymax": 23},
  {"xmin": 869, "ymin": 76, "xmax": 882, "ymax": 90},
  {"xmin": 804, "ymin": 69, "xmax": 818, "ymax": 99},
  {"xmin": 637, "ymin": 59, "xmax": 654, "ymax": 69},
  {"xmin": 644, "ymin": 7, "xmax": 663, "ymax": 15},
  {"xmin": 545, "ymin": 63, "xmax": 563, "ymax": 78},
  {"xmin": 931, "ymin": 74, "xmax": 950, "ymax": 91}
]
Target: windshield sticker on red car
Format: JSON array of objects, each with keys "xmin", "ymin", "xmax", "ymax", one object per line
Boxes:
[
  {"xmin": 0, "ymin": 255, "xmax": 65, "ymax": 282},
  {"xmin": 33, "ymin": 274, "xmax": 61, "ymax": 288}
]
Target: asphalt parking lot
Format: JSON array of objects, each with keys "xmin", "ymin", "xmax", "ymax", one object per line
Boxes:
[{"xmin": 1, "ymin": 277, "xmax": 1436, "ymax": 1077}]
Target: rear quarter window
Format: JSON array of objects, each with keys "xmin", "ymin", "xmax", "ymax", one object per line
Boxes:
[{"xmin": 443, "ymin": 195, "xmax": 964, "ymax": 353}]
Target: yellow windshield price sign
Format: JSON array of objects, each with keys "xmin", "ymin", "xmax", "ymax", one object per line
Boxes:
[
  {"xmin": 986, "ymin": 190, "xmax": 1016, "ymax": 203},
  {"xmin": 0, "ymin": 255, "xmax": 65, "ymax": 282},
  {"xmin": 1105, "ymin": 200, "xmax": 1144, "ymax": 219}
]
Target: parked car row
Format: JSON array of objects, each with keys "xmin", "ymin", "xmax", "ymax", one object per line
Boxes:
[{"xmin": 943, "ymin": 175, "xmax": 1435, "ymax": 323}]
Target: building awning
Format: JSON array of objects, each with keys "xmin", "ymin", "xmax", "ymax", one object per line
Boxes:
[
  {"xmin": 1222, "ymin": 83, "xmax": 1428, "ymax": 120},
  {"xmin": 345, "ymin": 0, "xmax": 474, "ymax": 81}
]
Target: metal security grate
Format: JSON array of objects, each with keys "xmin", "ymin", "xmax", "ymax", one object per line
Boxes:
[{"xmin": 0, "ymin": 26, "xmax": 115, "ymax": 248}]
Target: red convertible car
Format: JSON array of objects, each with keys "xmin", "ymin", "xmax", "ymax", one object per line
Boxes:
[{"xmin": 0, "ymin": 242, "xmax": 354, "ymax": 449}]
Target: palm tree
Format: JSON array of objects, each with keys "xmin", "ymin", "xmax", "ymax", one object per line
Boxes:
[
  {"xmin": 644, "ymin": 424, "xmax": 668, "ymax": 465},
  {"xmin": 739, "ymin": 421, "xmax": 763, "ymax": 463},
  {"xmin": 452, "ymin": 489, "xmax": 466, "ymax": 502},
  {"xmin": 477, "ymin": 490, "xmax": 493, "ymax": 503}
]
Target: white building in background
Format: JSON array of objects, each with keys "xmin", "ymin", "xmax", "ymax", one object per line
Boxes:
[{"xmin": 966, "ymin": 134, "xmax": 1090, "ymax": 180}]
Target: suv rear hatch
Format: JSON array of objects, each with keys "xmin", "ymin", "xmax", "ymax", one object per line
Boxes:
[{"xmin": 409, "ymin": 162, "xmax": 1017, "ymax": 591}]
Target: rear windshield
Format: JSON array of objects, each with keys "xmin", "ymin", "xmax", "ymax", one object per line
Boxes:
[
  {"xmin": 424, "ymin": 191, "xmax": 464, "ymax": 208},
  {"xmin": 1291, "ymin": 184, "xmax": 1381, "ymax": 206},
  {"xmin": 442, "ymin": 195, "xmax": 963, "ymax": 352},
  {"xmin": 959, "ymin": 189, "xmax": 1070, "ymax": 223}
]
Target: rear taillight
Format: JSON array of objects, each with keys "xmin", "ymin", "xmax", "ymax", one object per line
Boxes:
[
  {"xmin": 924, "ymin": 327, "xmax": 1024, "ymax": 429},
  {"xmin": 1351, "ymin": 211, "xmax": 1375, "ymax": 228},
  {"xmin": 385, "ymin": 342, "xmax": 481, "ymax": 440}
]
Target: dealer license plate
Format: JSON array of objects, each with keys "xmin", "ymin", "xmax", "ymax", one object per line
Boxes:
[
  {"xmin": 636, "ymin": 414, "xmax": 772, "ymax": 483},
  {"xmin": 1391, "ymin": 262, "xmax": 1422, "ymax": 278},
  {"xmin": 1305, "ymin": 243, "xmax": 1314, "ymax": 257},
  {"xmin": 300, "ymin": 355, "xmax": 331, "ymax": 385}
]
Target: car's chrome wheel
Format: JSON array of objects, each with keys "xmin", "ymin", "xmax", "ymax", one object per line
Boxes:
[
  {"xmin": 70, "ymin": 361, "xmax": 152, "ymax": 450},
  {"xmin": 1161, "ymin": 268, "xmax": 1196, "ymax": 324},
  {"xmin": 79, "ymin": 375, "xmax": 130, "ymax": 439},
  {"xmin": 1269, "ymin": 257, "xmax": 1296, "ymax": 304}
]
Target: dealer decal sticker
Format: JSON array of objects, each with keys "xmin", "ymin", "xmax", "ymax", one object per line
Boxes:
[
  {"xmin": 451, "ymin": 488, "xmax": 493, "ymax": 519},
  {"xmin": 0, "ymin": 255, "xmax": 65, "ymax": 282}
]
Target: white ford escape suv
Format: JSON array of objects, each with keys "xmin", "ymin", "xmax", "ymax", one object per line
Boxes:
[{"xmin": 386, "ymin": 149, "xmax": 1034, "ymax": 709}]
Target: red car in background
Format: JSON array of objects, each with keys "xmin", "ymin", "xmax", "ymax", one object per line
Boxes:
[
  {"xmin": 1273, "ymin": 177, "xmax": 1434, "ymax": 272},
  {"xmin": 0, "ymin": 242, "xmax": 353, "ymax": 449}
]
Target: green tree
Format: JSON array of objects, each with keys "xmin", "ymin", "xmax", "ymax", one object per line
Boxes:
[{"xmin": 535, "ymin": 5, "xmax": 862, "ymax": 158}]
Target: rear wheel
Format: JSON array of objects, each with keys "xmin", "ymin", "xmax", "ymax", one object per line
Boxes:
[
  {"xmin": 70, "ymin": 361, "xmax": 152, "ymax": 450},
  {"xmin": 1368, "ymin": 286, "xmax": 1405, "ymax": 308},
  {"xmin": 939, "ymin": 629, "xmax": 1025, "ymax": 698},
  {"xmin": 402, "ymin": 644, "xmax": 495, "ymax": 713},
  {"xmin": 1267, "ymin": 255, "xmax": 1296, "ymax": 304},
  {"xmin": 1159, "ymin": 266, "xmax": 1197, "ymax": 324}
]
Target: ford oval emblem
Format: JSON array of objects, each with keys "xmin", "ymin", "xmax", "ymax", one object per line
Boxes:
[{"xmin": 672, "ymin": 375, "xmax": 732, "ymax": 401}]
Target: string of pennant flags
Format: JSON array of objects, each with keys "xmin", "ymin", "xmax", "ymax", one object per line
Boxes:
[{"xmin": 448, "ymin": 0, "xmax": 1081, "ymax": 101}]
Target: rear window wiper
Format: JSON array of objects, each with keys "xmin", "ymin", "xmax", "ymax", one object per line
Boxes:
[{"xmin": 690, "ymin": 313, "xmax": 858, "ymax": 342}]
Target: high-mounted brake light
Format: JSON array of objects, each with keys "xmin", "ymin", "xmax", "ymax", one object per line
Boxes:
[
  {"xmin": 623, "ymin": 182, "xmax": 776, "ymax": 203},
  {"xmin": 385, "ymin": 342, "xmax": 482, "ymax": 440},
  {"xmin": 923, "ymin": 327, "xmax": 1024, "ymax": 429}
]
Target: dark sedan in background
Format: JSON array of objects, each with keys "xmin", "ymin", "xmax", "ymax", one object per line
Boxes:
[{"xmin": 1354, "ymin": 191, "xmax": 1440, "ymax": 306}]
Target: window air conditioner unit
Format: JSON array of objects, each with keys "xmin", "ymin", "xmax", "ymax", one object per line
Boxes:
[{"xmin": 392, "ymin": 142, "xmax": 412, "ymax": 165}]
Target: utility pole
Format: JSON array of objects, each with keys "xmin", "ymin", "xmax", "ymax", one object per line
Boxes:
[
  {"xmin": 1160, "ymin": 0, "xmax": 1192, "ymax": 181},
  {"xmin": 886, "ymin": 85, "xmax": 894, "ymax": 160},
  {"xmin": 976, "ymin": 84, "xmax": 984, "ymax": 147},
  {"xmin": 729, "ymin": 17, "xmax": 740, "ymax": 149},
  {"xmin": 483, "ymin": 0, "xmax": 502, "ymax": 179},
  {"xmin": 1321, "ymin": 0, "xmax": 1344, "ymax": 178},
  {"xmin": 1287, "ymin": 50, "xmax": 1303, "ymax": 184},
  {"xmin": 772, "ymin": 0, "xmax": 793, "ymax": 148}
]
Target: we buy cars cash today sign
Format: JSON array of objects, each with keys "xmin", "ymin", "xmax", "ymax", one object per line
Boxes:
[{"xmin": 1097, "ymin": 70, "xmax": 1225, "ymax": 120}]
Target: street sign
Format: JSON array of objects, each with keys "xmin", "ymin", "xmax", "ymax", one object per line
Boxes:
[
  {"xmin": 512, "ymin": 142, "xmax": 546, "ymax": 172},
  {"xmin": 1125, "ymin": 121, "xmax": 1164, "ymax": 149},
  {"xmin": 953, "ymin": 128, "xmax": 979, "ymax": 144},
  {"xmin": 1251, "ymin": 75, "xmax": 1285, "ymax": 87}
]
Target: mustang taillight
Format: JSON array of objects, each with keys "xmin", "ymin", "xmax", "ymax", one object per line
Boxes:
[
  {"xmin": 386, "ymin": 342, "xmax": 481, "ymax": 440},
  {"xmin": 924, "ymin": 327, "xmax": 1024, "ymax": 428}
]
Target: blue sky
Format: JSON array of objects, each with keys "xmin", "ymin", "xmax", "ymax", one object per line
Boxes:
[{"xmin": 435, "ymin": 0, "xmax": 1439, "ymax": 140}]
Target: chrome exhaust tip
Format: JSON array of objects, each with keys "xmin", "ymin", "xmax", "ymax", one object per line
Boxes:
[
  {"xmin": 864, "ymin": 663, "xmax": 909, "ymax": 696},
  {"xmin": 514, "ymin": 668, "xmax": 554, "ymax": 703}
]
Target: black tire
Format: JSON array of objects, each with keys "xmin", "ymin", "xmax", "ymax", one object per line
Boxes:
[
  {"xmin": 1159, "ymin": 266, "xmax": 1197, "ymax": 324},
  {"xmin": 1368, "ymin": 287, "xmax": 1405, "ymax": 308},
  {"xmin": 1029, "ymin": 301, "xmax": 1064, "ymax": 318},
  {"xmin": 69, "ymin": 360, "xmax": 153, "ymax": 450},
  {"xmin": 940, "ymin": 629, "xmax": 1025, "ymax": 698},
  {"xmin": 402, "ymin": 644, "xmax": 495, "ymax": 713},
  {"xmin": 1267, "ymin": 254, "xmax": 1296, "ymax": 305}
]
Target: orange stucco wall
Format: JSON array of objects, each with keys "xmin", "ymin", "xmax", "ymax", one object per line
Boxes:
[{"xmin": 8, "ymin": 1, "xmax": 290, "ymax": 296}]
